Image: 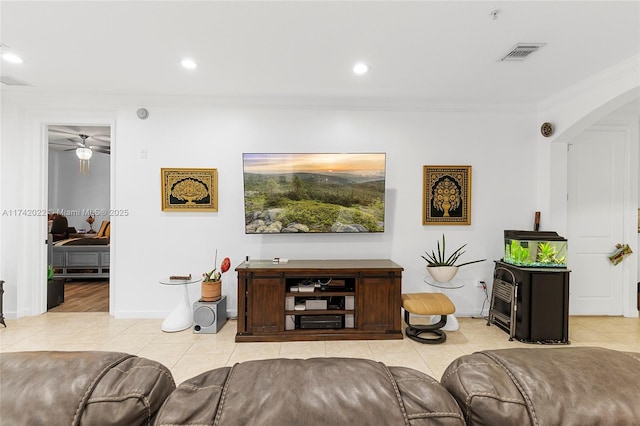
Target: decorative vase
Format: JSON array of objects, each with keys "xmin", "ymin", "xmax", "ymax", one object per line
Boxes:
[
  {"xmin": 427, "ymin": 266, "xmax": 459, "ymax": 283},
  {"xmin": 201, "ymin": 280, "xmax": 222, "ymax": 302}
]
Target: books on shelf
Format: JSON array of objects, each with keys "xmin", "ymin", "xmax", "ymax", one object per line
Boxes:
[{"xmin": 169, "ymin": 274, "xmax": 192, "ymax": 280}]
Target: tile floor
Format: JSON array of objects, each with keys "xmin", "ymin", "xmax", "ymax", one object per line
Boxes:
[{"xmin": 1, "ymin": 313, "xmax": 638, "ymax": 385}]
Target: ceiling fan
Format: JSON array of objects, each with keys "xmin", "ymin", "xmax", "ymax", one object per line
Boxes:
[
  {"xmin": 59, "ymin": 134, "xmax": 111, "ymax": 155},
  {"xmin": 48, "ymin": 125, "xmax": 111, "ymax": 155},
  {"xmin": 48, "ymin": 125, "xmax": 111, "ymax": 173}
]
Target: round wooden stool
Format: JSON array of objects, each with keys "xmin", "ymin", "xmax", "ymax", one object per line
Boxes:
[{"xmin": 402, "ymin": 293, "xmax": 455, "ymax": 344}]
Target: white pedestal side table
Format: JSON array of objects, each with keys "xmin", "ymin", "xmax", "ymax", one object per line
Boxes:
[
  {"xmin": 424, "ymin": 276, "xmax": 464, "ymax": 331},
  {"xmin": 159, "ymin": 277, "xmax": 201, "ymax": 332}
]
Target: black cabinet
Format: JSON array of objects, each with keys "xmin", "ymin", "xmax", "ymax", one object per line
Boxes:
[
  {"xmin": 489, "ymin": 261, "xmax": 570, "ymax": 344},
  {"xmin": 0, "ymin": 280, "xmax": 5, "ymax": 327},
  {"xmin": 47, "ymin": 278, "xmax": 65, "ymax": 310}
]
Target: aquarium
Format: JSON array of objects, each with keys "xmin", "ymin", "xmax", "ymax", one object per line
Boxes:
[{"xmin": 503, "ymin": 230, "xmax": 567, "ymax": 268}]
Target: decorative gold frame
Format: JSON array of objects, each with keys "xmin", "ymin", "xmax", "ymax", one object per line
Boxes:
[
  {"xmin": 161, "ymin": 168, "xmax": 218, "ymax": 211},
  {"xmin": 423, "ymin": 165, "xmax": 471, "ymax": 225}
]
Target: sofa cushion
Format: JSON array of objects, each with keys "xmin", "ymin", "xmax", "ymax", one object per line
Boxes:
[
  {"xmin": 0, "ymin": 351, "xmax": 175, "ymax": 425},
  {"xmin": 156, "ymin": 357, "xmax": 465, "ymax": 426},
  {"xmin": 441, "ymin": 347, "xmax": 640, "ymax": 426}
]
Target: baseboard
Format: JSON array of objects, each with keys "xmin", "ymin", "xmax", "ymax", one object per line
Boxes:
[{"xmin": 111, "ymin": 309, "xmax": 238, "ymax": 320}]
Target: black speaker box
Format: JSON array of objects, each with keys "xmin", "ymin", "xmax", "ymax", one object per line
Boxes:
[{"xmin": 193, "ymin": 296, "xmax": 227, "ymax": 334}]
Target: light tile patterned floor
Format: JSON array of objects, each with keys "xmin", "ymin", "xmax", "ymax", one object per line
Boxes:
[{"xmin": 1, "ymin": 313, "xmax": 638, "ymax": 385}]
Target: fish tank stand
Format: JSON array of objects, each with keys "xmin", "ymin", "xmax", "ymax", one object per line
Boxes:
[{"xmin": 488, "ymin": 261, "xmax": 570, "ymax": 344}]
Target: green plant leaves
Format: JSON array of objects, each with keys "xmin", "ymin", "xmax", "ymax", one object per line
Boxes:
[{"xmin": 421, "ymin": 234, "xmax": 486, "ymax": 267}]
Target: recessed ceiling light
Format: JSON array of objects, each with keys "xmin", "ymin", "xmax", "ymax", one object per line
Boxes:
[
  {"xmin": 181, "ymin": 58, "xmax": 198, "ymax": 69},
  {"xmin": 353, "ymin": 62, "xmax": 370, "ymax": 75},
  {"xmin": 2, "ymin": 53, "xmax": 23, "ymax": 64}
]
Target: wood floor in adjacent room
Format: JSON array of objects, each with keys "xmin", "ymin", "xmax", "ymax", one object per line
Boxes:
[{"xmin": 48, "ymin": 280, "xmax": 109, "ymax": 312}]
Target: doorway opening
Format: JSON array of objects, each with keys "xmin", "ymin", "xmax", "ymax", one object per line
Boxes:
[{"xmin": 47, "ymin": 125, "xmax": 111, "ymax": 313}]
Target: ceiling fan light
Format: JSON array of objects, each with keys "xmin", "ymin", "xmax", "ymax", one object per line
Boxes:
[
  {"xmin": 76, "ymin": 147, "xmax": 93, "ymax": 160},
  {"xmin": 2, "ymin": 53, "xmax": 23, "ymax": 64},
  {"xmin": 181, "ymin": 58, "xmax": 198, "ymax": 69},
  {"xmin": 353, "ymin": 62, "xmax": 369, "ymax": 75}
]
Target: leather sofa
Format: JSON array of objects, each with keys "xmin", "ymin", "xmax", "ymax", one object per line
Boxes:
[
  {"xmin": 154, "ymin": 357, "xmax": 465, "ymax": 426},
  {"xmin": 0, "ymin": 351, "xmax": 175, "ymax": 425},
  {"xmin": 1, "ymin": 347, "xmax": 638, "ymax": 425},
  {"xmin": 441, "ymin": 347, "xmax": 640, "ymax": 426}
]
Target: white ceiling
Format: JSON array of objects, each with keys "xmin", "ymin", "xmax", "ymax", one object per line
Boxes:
[{"xmin": 1, "ymin": 1, "xmax": 638, "ymax": 107}]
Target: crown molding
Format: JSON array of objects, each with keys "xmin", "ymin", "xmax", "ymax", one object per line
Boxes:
[{"xmin": 2, "ymin": 91, "xmax": 534, "ymax": 114}]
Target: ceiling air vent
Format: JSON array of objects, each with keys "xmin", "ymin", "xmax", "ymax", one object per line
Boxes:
[
  {"xmin": 499, "ymin": 43, "xmax": 546, "ymax": 61},
  {"xmin": 0, "ymin": 75, "xmax": 31, "ymax": 86}
]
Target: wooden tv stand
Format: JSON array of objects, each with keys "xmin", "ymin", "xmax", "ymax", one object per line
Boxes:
[{"xmin": 235, "ymin": 259, "xmax": 403, "ymax": 342}]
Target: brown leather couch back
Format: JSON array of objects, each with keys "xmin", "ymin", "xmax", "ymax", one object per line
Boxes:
[
  {"xmin": 3, "ymin": 347, "xmax": 640, "ymax": 425},
  {"xmin": 155, "ymin": 357, "xmax": 465, "ymax": 426},
  {"xmin": 0, "ymin": 351, "xmax": 175, "ymax": 426},
  {"xmin": 441, "ymin": 347, "xmax": 640, "ymax": 426}
]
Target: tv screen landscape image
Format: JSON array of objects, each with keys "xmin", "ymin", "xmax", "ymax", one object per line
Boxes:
[{"xmin": 243, "ymin": 153, "xmax": 386, "ymax": 233}]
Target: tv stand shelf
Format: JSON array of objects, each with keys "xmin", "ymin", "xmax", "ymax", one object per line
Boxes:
[
  {"xmin": 285, "ymin": 310, "xmax": 352, "ymax": 315},
  {"xmin": 235, "ymin": 259, "xmax": 404, "ymax": 342},
  {"xmin": 285, "ymin": 291, "xmax": 355, "ymax": 297}
]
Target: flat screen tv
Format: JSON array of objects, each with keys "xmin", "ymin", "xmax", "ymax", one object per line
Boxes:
[{"xmin": 243, "ymin": 153, "xmax": 386, "ymax": 234}]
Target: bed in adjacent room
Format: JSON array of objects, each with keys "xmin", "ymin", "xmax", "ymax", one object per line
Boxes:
[{"xmin": 48, "ymin": 220, "xmax": 110, "ymax": 279}]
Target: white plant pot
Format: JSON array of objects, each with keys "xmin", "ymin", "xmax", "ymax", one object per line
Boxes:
[{"xmin": 427, "ymin": 266, "xmax": 459, "ymax": 283}]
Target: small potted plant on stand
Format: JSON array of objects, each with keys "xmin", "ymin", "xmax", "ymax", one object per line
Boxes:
[
  {"xmin": 202, "ymin": 251, "xmax": 231, "ymax": 302},
  {"xmin": 421, "ymin": 234, "xmax": 485, "ymax": 332},
  {"xmin": 422, "ymin": 234, "xmax": 486, "ymax": 283}
]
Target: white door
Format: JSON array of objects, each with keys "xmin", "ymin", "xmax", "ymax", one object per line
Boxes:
[{"xmin": 567, "ymin": 129, "xmax": 625, "ymax": 315}]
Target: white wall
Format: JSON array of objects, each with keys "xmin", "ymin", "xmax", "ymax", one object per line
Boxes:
[
  {"xmin": 0, "ymin": 102, "xmax": 41, "ymax": 318},
  {"xmin": 538, "ymin": 56, "xmax": 639, "ymax": 316},
  {"xmin": 2, "ymin": 82, "xmax": 638, "ymax": 321},
  {"xmin": 1, "ymin": 103, "xmax": 116, "ymax": 316},
  {"xmin": 48, "ymin": 149, "xmax": 110, "ymax": 231},
  {"xmin": 0, "ymin": 105, "xmax": 22, "ymax": 315},
  {"xmin": 537, "ymin": 56, "xmax": 639, "ymax": 232},
  {"xmin": 1, "ymin": 95, "xmax": 539, "ymax": 319},
  {"xmin": 112, "ymin": 105, "xmax": 537, "ymax": 318}
]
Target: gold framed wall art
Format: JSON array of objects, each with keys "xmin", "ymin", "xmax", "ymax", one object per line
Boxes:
[
  {"xmin": 423, "ymin": 165, "xmax": 471, "ymax": 225},
  {"xmin": 161, "ymin": 168, "xmax": 218, "ymax": 211}
]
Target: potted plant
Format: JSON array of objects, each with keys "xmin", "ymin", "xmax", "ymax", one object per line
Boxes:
[
  {"xmin": 202, "ymin": 251, "xmax": 231, "ymax": 302},
  {"xmin": 421, "ymin": 234, "xmax": 486, "ymax": 282}
]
